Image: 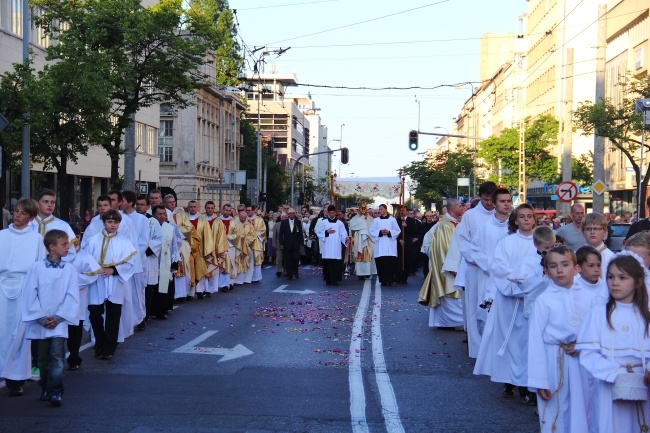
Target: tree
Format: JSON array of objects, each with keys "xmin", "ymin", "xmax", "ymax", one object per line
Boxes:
[
  {"xmin": 0, "ymin": 56, "xmax": 112, "ymax": 218},
  {"xmin": 33, "ymin": 0, "xmax": 244, "ymax": 187},
  {"xmin": 400, "ymin": 146, "xmax": 475, "ymax": 208},
  {"xmin": 573, "ymin": 74, "xmax": 650, "ymax": 216},
  {"xmin": 478, "ymin": 114, "xmax": 559, "ymax": 190}
]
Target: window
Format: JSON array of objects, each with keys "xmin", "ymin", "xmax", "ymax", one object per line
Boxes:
[
  {"xmin": 147, "ymin": 126, "xmax": 156, "ymax": 155},
  {"xmin": 159, "ymin": 120, "xmax": 173, "ymax": 162},
  {"xmin": 136, "ymin": 123, "xmax": 145, "ymax": 153}
]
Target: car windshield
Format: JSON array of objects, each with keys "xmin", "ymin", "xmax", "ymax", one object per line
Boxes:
[{"xmin": 611, "ymin": 225, "xmax": 631, "ymax": 236}]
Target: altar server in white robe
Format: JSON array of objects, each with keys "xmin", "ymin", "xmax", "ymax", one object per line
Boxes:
[
  {"xmin": 528, "ymin": 246, "xmax": 598, "ymax": 433},
  {"xmin": 467, "ymin": 188, "xmax": 511, "ymax": 357},
  {"xmin": 141, "ymin": 205, "xmax": 163, "ymax": 318},
  {"xmin": 30, "ymin": 188, "xmax": 77, "ymax": 262},
  {"xmin": 82, "ymin": 195, "xmax": 140, "ymax": 340},
  {"xmin": 577, "ymin": 255, "xmax": 650, "ymax": 433},
  {"xmin": 369, "ymin": 204, "xmax": 401, "ymax": 286},
  {"xmin": 153, "ymin": 205, "xmax": 180, "ymax": 316},
  {"xmin": 66, "ymin": 225, "xmax": 101, "ymax": 371},
  {"xmin": 85, "ymin": 210, "xmax": 137, "ymax": 360},
  {"xmin": 317, "ymin": 205, "xmax": 349, "ymax": 286},
  {"xmin": 421, "ymin": 198, "xmax": 464, "ymax": 327},
  {"xmin": 120, "ymin": 190, "xmax": 154, "ymax": 330},
  {"xmin": 0, "ymin": 199, "xmax": 47, "ymax": 396},
  {"xmin": 474, "ymin": 204, "xmax": 540, "ymax": 394}
]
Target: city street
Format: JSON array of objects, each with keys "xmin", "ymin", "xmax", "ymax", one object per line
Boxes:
[{"xmin": 0, "ymin": 265, "xmax": 538, "ymax": 433}]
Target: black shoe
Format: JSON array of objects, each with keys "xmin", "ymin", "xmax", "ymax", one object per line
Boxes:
[
  {"xmin": 287, "ymin": 276, "xmax": 293, "ymax": 280},
  {"xmin": 136, "ymin": 322, "xmax": 146, "ymax": 331},
  {"xmin": 186, "ymin": 296, "xmax": 193, "ymax": 301},
  {"xmin": 8, "ymin": 386, "xmax": 23, "ymax": 397},
  {"xmin": 155, "ymin": 314, "xmax": 168, "ymax": 320},
  {"xmin": 39, "ymin": 389, "xmax": 50, "ymax": 401},
  {"xmin": 276, "ymin": 272, "xmax": 281, "ymax": 277},
  {"xmin": 197, "ymin": 292, "xmax": 204, "ymax": 299},
  {"xmin": 49, "ymin": 393, "xmax": 62, "ymax": 407},
  {"xmin": 502, "ymin": 384, "xmax": 515, "ymax": 398},
  {"xmin": 219, "ymin": 286, "xmax": 228, "ymax": 292},
  {"xmin": 93, "ymin": 346, "xmax": 103, "ymax": 358},
  {"xmin": 67, "ymin": 364, "xmax": 80, "ymax": 372},
  {"xmin": 294, "ymin": 274, "xmax": 299, "ymax": 279},
  {"xmin": 523, "ymin": 393, "xmax": 537, "ymax": 406},
  {"xmin": 229, "ymin": 284, "xmax": 234, "ymax": 291},
  {"xmin": 100, "ymin": 354, "xmax": 113, "ymax": 360},
  {"xmin": 331, "ymin": 282, "xmax": 340, "ymax": 286},
  {"xmin": 205, "ymin": 292, "xmax": 211, "ymax": 298}
]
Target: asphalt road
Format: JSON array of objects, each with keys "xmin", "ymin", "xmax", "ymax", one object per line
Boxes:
[{"xmin": 0, "ymin": 264, "xmax": 539, "ymax": 433}]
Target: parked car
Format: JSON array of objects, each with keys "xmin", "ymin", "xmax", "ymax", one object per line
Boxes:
[{"xmin": 607, "ymin": 223, "xmax": 631, "ymax": 252}]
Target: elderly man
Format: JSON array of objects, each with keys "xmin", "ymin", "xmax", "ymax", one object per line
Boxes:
[
  {"xmin": 246, "ymin": 205, "xmax": 266, "ymax": 283},
  {"xmin": 279, "ymin": 208, "xmax": 304, "ymax": 280},
  {"xmin": 348, "ymin": 203, "xmax": 376, "ymax": 280},
  {"xmin": 555, "ymin": 203, "xmax": 586, "ymax": 251}
]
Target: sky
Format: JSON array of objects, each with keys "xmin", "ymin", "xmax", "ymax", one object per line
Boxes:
[{"xmin": 229, "ymin": 0, "xmax": 525, "ymax": 180}]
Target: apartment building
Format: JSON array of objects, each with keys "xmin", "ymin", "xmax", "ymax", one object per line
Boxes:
[
  {"xmin": 0, "ymin": 0, "xmax": 159, "ymax": 214},
  {"xmin": 603, "ymin": 0, "xmax": 650, "ymax": 216}
]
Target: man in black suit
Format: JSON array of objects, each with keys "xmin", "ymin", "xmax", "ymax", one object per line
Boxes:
[
  {"xmin": 279, "ymin": 208, "xmax": 304, "ymax": 279},
  {"xmin": 395, "ymin": 205, "xmax": 419, "ymax": 283}
]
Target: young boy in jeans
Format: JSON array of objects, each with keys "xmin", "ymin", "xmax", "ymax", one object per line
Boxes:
[{"xmin": 22, "ymin": 229, "xmax": 79, "ymax": 406}]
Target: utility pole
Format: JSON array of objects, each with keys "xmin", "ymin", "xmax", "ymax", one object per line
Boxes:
[
  {"xmin": 561, "ymin": 48, "xmax": 574, "ymax": 216},
  {"xmin": 21, "ymin": 0, "xmax": 30, "ymax": 198},
  {"xmin": 592, "ymin": 4, "xmax": 607, "ymax": 214}
]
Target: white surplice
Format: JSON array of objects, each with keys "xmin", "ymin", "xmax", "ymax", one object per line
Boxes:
[
  {"xmin": 124, "ymin": 210, "xmax": 153, "ymax": 325},
  {"xmin": 577, "ymin": 303, "xmax": 650, "ymax": 433},
  {"xmin": 30, "ymin": 215, "xmax": 77, "ymax": 262},
  {"xmin": 369, "ymin": 215, "xmax": 400, "ymax": 258},
  {"xmin": 528, "ymin": 282, "xmax": 598, "ymax": 433},
  {"xmin": 317, "ymin": 218, "xmax": 348, "ymax": 259},
  {"xmin": 22, "ymin": 262, "xmax": 80, "ymax": 339},
  {"xmin": 69, "ymin": 249, "xmax": 101, "ymax": 323},
  {"xmin": 574, "ymin": 274, "xmax": 608, "ymax": 305},
  {"xmin": 474, "ymin": 231, "xmax": 540, "ymax": 386},
  {"xmin": 0, "ymin": 225, "xmax": 47, "ymax": 381}
]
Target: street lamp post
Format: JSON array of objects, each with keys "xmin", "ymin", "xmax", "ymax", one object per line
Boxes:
[
  {"xmin": 327, "ymin": 138, "xmax": 341, "ymax": 176},
  {"xmin": 415, "ymin": 98, "xmax": 421, "ymax": 132}
]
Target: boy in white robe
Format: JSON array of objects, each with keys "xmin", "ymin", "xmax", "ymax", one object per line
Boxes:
[
  {"xmin": 623, "ymin": 231, "xmax": 650, "ymax": 305},
  {"xmin": 574, "ymin": 246, "xmax": 609, "ymax": 304},
  {"xmin": 85, "ymin": 209, "xmax": 137, "ymax": 360},
  {"xmin": 528, "ymin": 246, "xmax": 597, "ymax": 433},
  {"xmin": 317, "ymin": 205, "xmax": 349, "ymax": 286},
  {"xmin": 577, "ymin": 255, "xmax": 650, "ymax": 433},
  {"xmin": 22, "ymin": 230, "xmax": 80, "ymax": 406},
  {"xmin": 29, "ymin": 188, "xmax": 77, "ymax": 262},
  {"xmin": 468, "ymin": 188, "xmax": 511, "ymax": 357},
  {"xmin": 0, "ymin": 199, "xmax": 47, "ymax": 396},
  {"xmin": 66, "ymin": 225, "xmax": 101, "ymax": 371},
  {"xmin": 581, "ymin": 212, "xmax": 615, "ymax": 275},
  {"xmin": 153, "ymin": 205, "xmax": 180, "ymax": 317}
]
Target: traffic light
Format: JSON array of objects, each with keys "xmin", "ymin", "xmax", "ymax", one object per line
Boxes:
[
  {"xmin": 409, "ymin": 130, "xmax": 418, "ymax": 151},
  {"xmin": 341, "ymin": 147, "xmax": 349, "ymax": 164}
]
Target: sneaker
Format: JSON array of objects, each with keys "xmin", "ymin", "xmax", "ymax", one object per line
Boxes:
[
  {"xmin": 502, "ymin": 384, "xmax": 515, "ymax": 398},
  {"xmin": 31, "ymin": 367, "xmax": 40, "ymax": 377}
]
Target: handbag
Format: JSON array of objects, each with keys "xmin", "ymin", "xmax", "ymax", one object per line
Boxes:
[{"xmin": 610, "ymin": 312, "xmax": 649, "ymax": 402}]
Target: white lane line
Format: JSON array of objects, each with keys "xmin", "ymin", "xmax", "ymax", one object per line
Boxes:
[
  {"xmin": 349, "ymin": 279, "xmax": 371, "ymax": 433},
  {"xmin": 372, "ymin": 283, "xmax": 405, "ymax": 433},
  {"xmin": 172, "ymin": 330, "xmax": 218, "ymax": 352}
]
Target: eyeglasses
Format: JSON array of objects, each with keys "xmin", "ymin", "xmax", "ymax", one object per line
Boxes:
[{"xmin": 583, "ymin": 227, "xmax": 604, "ymax": 232}]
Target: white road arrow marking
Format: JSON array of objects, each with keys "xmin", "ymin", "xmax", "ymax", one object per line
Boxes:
[
  {"xmin": 273, "ymin": 284, "xmax": 316, "ymax": 295},
  {"xmin": 172, "ymin": 331, "xmax": 253, "ymax": 362}
]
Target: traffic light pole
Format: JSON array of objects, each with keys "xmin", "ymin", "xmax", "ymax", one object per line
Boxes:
[{"xmin": 290, "ymin": 149, "xmax": 344, "ymax": 208}]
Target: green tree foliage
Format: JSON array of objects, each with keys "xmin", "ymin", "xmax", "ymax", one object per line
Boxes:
[
  {"xmin": 478, "ymin": 114, "xmax": 559, "ymax": 190},
  {"xmin": 400, "ymin": 146, "xmax": 474, "ymax": 208},
  {"xmin": 573, "ymin": 74, "xmax": 650, "ymax": 216},
  {"xmin": 0, "ymin": 56, "xmax": 112, "ymax": 218},
  {"xmin": 32, "ymin": 0, "xmax": 243, "ymax": 186}
]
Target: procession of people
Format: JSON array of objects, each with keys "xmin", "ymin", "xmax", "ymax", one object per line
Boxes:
[{"xmin": 2, "ymin": 183, "xmax": 650, "ymax": 433}]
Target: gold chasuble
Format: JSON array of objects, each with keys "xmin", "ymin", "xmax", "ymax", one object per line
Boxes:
[
  {"xmin": 173, "ymin": 211, "xmax": 195, "ymax": 287},
  {"xmin": 210, "ymin": 218, "xmax": 229, "ymax": 276},
  {"xmin": 188, "ymin": 215, "xmax": 215, "ymax": 286},
  {"xmin": 249, "ymin": 216, "xmax": 267, "ymax": 266},
  {"xmin": 418, "ymin": 215, "xmax": 462, "ymax": 307},
  {"xmin": 227, "ymin": 220, "xmax": 254, "ymax": 275}
]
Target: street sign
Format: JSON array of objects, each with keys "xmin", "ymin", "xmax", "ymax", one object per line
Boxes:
[
  {"xmin": 457, "ymin": 178, "xmax": 470, "ymax": 187},
  {"xmin": 206, "ymin": 184, "xmax": 234, "ymax": 191},
  {"xmin": 138, "ymin": 183, "xmax": 148, "ymax": 195},
  {"xmin": 557, "ymin": 181, "xmax": 578, "ymax": 203},
  {"xmin": 592, "ymin": 179, "xmax": 608, "ymax": 195}
]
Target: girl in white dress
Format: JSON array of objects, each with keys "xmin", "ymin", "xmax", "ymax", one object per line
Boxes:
[{"xmin": 577, "ymin": 255, "xmax": 650, "ymax": 433}]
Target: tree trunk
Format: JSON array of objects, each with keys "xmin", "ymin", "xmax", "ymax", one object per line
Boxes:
[
  {"xmin": 641, "ymin": 168, "xmax": 650, "ymax": 219},
  {"xmin": 55, "ymin": 156, "xmax": 71, "ymax": 222}
]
